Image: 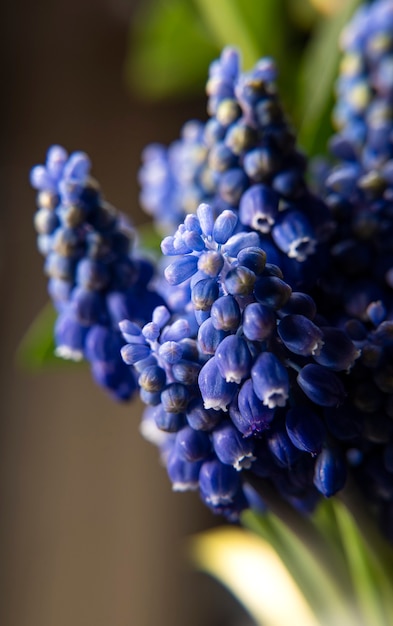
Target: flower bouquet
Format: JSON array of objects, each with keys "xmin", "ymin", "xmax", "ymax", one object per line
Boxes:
[{"xmin": 24, "ymin": 0, "xmax": 393, "ymax": 623}]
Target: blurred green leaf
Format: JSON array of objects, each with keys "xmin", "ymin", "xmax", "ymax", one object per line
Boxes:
[
  {"xmin": 297, "ymin": 0, "xmax": 361, "ymax": 156},
  {"xmin": 332, "ymin": 500, "xmax": 393, "ymax": 626},
  {"xmin": 243, "ymin": 509, "xmax": 359, "ymax": 626},
  {"xmin": 17, "ymin": 302, "xmax": 78, "ymax": 370},
  {"xmin": 125, "ymin": 0, "xmax": 218, "ymax": 100},
  {"xmin": 137, "ymin": 221, "xmax": 163, "ymax": 254},
  {"xmin": 189, "ymin": 526, "xmax": 322, "ymax": 626},
  {"xmin": 126, "ymin": 0, "xmax": 295, "ymax": 104}
]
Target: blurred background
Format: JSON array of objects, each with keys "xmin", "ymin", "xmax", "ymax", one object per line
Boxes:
[{"xmin": 0, "ymin": 0, "xmax": 356, "ymax": 624}]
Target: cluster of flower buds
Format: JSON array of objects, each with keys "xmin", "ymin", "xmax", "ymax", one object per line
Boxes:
[
  {"xmin": 120, "ymin": 200, "xmax": 361, "ymax": 519},
  {"xmin": 31, "ymin": 0, "xmax": 393, "ymax": 533},
  {"xmin": 313, "ymin": 0, "xmax": 393, "ymax": 533},
  {"xmin": 139, "ymin": 48, "xmax": 334, "ymax": 292},
  {"xmin": 31, "ymin": 146, "xmax": 163, "ymax": 399}
]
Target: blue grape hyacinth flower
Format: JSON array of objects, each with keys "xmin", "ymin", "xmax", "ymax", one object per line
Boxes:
[
  {"xmin": 31, "ymin": 145, "xmax": 164, "ymax": 399},
  {"xmin": 140, "ymin": 47, "xmax": 334, "ymax": 291}
]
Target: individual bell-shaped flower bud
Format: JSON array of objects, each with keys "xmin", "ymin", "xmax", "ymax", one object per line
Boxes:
[
  {"xmin": 172, "ymin": 359, "xmax": 201, "ymax": 385},
  {"xmin": 182, "ymin": 229, "xmax": 205, "ymax": 252},
  {"xmin": 211, "ymin": 295, "xmax": 241, "ymax": 331},
  {"xmin": 199, "ymin": 458, "xmax": 241, "ymax": 506},
  {"xmin": 280, "ymin": 292, "xmax": 317, "ymax": 319},
  {"xmin": 85, "ymin": 325, "xmax": 122, "ymax": 362},
  {"xmin": 297, "ymin": 364, "xmax": 346, "ymax": 407},
  {"xmin": 197, "ymin": 203, "xmax": 215, "ymax": 239},
  {"xmin": 175, "ymin": 426, "xmax": 211, "ymax": 462},
  {"xmin": 153, "ymin": 404, "xmax": 185, "ymax": 432},
  {"xmin": 218, "ymin": 167, "xmax": 248, "ymax": 205},
  {"xmin": 313, "ymin": 327, "xmax": 360, "ymax": 371},
  {"xmin": 142, "ymin": 321, "xmax": 160, "ymax": 342},
  {"xmin": 192, "ymin": 278, "xmax": 219, "ymax": 310},
  {"xmin": 209, "ymin": 142, "xmax": 237, "ymax": 173},
  {"xmin": 198, "ymin": 318, "xmax": 228, "ymax": 354},
  {"xmin": 152, "ymin": 306, "xmax": 171, "ymax": 329},
  {"xmin": 235, "ymin": 379, "xmax": 275, "ymax": 436},
  {"xmin": 119, "ymin": 319, "xmax": 143, "ymax": 343},
  {"xmin": 121, "ymin": 342, "xmax": 151, "ymax": 365},
  {"xmin": 71, "ymin": 287, "xmax": 105, "ymax": 326},
  {"xmin": 254, "ymin": 276, "xmax": 292, "ymax": 309},
  {"xmin": 251, "ymin": 352, "xmax": 289, "ymax": 408},
  {"xmin": 198, "ymin": 250, "xmax": 224, "ymax": 277},
  {"xmin": 216, "ymin": 335, "xmax": 252, "ymax": 384},
  {"xmin": 167, "ymin": 448, "xmax": 202, "ymax": 491},
  {"xmin": 158, "ymin": 341, "xmax": 183, "ymax": 365},
  {"xmin": 224, "ymin": 265, "xmax": 256, "ymax": 296},
  {"xmin": 140, "ymin": 388, "xmax": 162, "ymax": 407},
  {"xmin": 54, "ymin": 311, "xmax": 87, "ymax": 361},
  {"xmin": 161, "ymin": 383, "xmax": 189, "ymax": 413},
  {"xmin": 212, "ymin": 421, "xmax": 256, "ymax": 470},
  {"xmin": 278, "ymin": 314, "xmax": 324, "ymax": 356},
  {"xmin": 239, "ymin": 184, "xmax": 279, "ymax": 233},
  {"xmin": 186, "ymin": 399, "xmax": 223, "ymax": 432},
  {"xmin": 237, "ymin": 246, "xmax": 267, "ymax": 275},
  {"xmin": 285, "ymin": 407, "xmax": 326, "ymax": 456},
  {"xmin": 164, "ymin": 255, "xmax": 199, "ymax": 285},
  {"xmin": 242, "ymin": 302, "xmax": 276, "ymax": 341},
  {"xmin": 138, "ymin": 364, "xmax": 167, "ymax": 393},
  {"xmin": 212, "ymin": 209, "xmax": 238, "ymax": 244},
  {"xmin": 313, "ymin": 447, "xmax": 346, "ymax": 497},
  {"xmin": 272, "ymin": 210, "xmax": 316, "ymax": 262},
  {"xmin": 267, "ymin": 427, "xmax": 301, "ymax": 467},
  {"xmin": 198, "ymin": 356, "xmax": 237, "ymax": 411},
  {"xmin": 75, "ymin": 257, "xmax": 110, "ymax": 290}
]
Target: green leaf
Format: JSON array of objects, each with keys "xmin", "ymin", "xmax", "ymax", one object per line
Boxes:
[
  {"xmin": 137, "ymin": 222, "xmax": 163, "ymax": 255},
  {"xmin": 193, "ymin": 0, "xmax": 297, "ymax": 111},
  {"xmin": 332, "ymin": 500, "xmax": 393, "ymax": 626},
  {"xmin": 189, "ymin": 526, "xmax": 322, "ymax": 626},
  {"xmin": 243, "ymin": 509, "xmax": 360, "ymax": 626},
  {"xmin": 125, "ymin": 0, "xmax": 218, "ymax": 100},
  {"xmin": 126, "ymin": 0, "xmax": 296, "ymax": 104},
  {"xmin": 297, "ymin": 0, "xmax": 361, "ymax": 156},
  {"xmin": 17, "ymin": 302, "xmax": 80, "ymax": 370}
]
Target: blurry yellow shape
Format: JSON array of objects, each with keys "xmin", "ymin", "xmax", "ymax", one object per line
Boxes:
[
  {"xmin": 309, "ymin": 0, "xmax": 349, "ymax": 15},
  {"xmin": 189, "ymin": 527, "xmax": 320, "ymax": 626}
]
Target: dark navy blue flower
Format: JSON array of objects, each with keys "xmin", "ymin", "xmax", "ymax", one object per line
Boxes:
[
  {"xmin": 251, "ymin": 352, "xmax": 290, "ymax": 409},
  {"xmin": 313, "ymin": 447, "xmax": 347, "ymax": 497}
]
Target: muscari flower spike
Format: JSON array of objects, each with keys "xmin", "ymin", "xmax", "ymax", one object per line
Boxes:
[
  {"xmin": 31, "ymin": 3, "xmax": 393, "ymax": 538},
  {"xmin": 140, "ymin": 46, "xmax": 334, "ymax": 292},
  {"xmin": 311, "ymin": 0, "xmax": 393, "ymax": 533},
  {"xmin": 118, "ymin": 42, "xmax": 393, "ymax": 524},
  {"xmin": 31, "ymin": 145, "xmax": 164, "ymax": 400},
  {"xmin": 119, "ymin": 188, "xmax": 362, "ymax": 520}
]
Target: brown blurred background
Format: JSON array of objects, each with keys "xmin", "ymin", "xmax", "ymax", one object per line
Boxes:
[{"xmin": 0, "ymin": 1, "xmax": 252, "ymax": 624}]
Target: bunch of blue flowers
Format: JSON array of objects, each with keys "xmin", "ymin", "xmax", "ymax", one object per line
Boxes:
[
  {"xmin": 31, "ymin": 146, "xmax": 163, "ymax": 400},
  {"xmin": 30, "ymin": 0, "xmax": 393, "ymax": 537}
]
